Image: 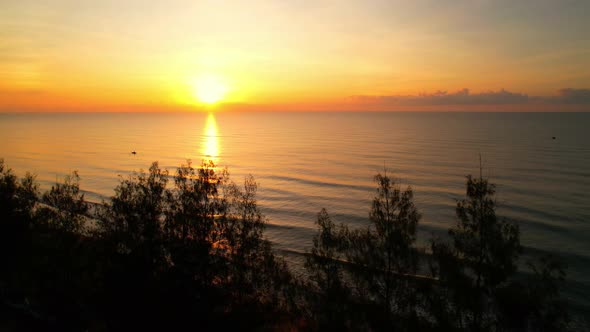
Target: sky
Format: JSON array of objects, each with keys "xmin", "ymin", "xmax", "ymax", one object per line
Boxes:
[{"xmin": 1, "ymin": 0, "xmax": 590, "ymax": 112}]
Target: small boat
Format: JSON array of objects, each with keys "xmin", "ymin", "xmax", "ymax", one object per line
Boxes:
[{"xmin": 131, "ymin": 151, "xmax": 137, "ymax": 155}]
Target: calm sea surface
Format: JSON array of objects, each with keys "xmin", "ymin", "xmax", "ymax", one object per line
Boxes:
[{"xmin": 1, "ymin": 112, "xmax": 589, "ymax": 316}]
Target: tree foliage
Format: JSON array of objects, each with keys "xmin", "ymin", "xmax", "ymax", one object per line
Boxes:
[
  {"xmin": 0, "ymin": 159, "xmax": 295, "ymax": 330},
  {"xmin": 304, "ymin": 208, "xmax": 353, "ymax": 329},
  {"xmin": 429, "ymin": 175, "xmax": 522, "ymax": 330},
  {"xmin": 0, "ymin": 159, "xmax": 38, "ymax": 228},
  {"xmin": 37, "ymin": 171, "xmax": 88, "ymax": 233},
  {"xmin": 305, "ymin": 171, "xmax": 425, "ymax": 331},
  {"xmin": 0, "ymin": 158, "xmax": 572, "ymax": 331},
  {"xmin": 307, "ymin": 170, "xmax": 570, "ymax": 331}
]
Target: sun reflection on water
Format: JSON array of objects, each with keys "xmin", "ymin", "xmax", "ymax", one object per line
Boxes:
[{"xmin": 202, "ymin": 112, "xmax": 219, "ymax": 163}]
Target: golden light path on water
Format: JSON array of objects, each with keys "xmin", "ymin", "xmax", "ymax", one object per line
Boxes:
[{"xmin": 202, "ymin": 112, "xmax": 219, "ymax": 163}]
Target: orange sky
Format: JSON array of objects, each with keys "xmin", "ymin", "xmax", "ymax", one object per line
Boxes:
[{"xmin": 1, "ymin": 0, "xmax": 590, "ymax": 112}]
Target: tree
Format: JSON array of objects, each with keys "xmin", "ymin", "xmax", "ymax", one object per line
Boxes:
[
  {"xmin": 347, "ymin": 172, "xmax": 422, "ymax": 327},
  {"xmin": 0, "ymin": 159, "xmax": 38, "ymax": 228},
  {"xmin": 0, "ymin": 159, "xmax": 39, "ymax": 304},
  {"xmin": 98, "ymin": 161, "xmax": 169, "ymax": 255},
  {"xmin": 304, "ymin": 208, "xmax": 352, "ymax": 329},
  {"xmin": 221, "ymin": 175, "xmax": 293, "ymax": 314},
  {"xmin": 306, "ymin": 171, "xmax": 423, "ymax": 330},
  {"xmin": 32, "ymin": 172, "xmax": 96, "ymax": 329},
  {"xmin": 165, "ymin": 160, "xmax": 227, "ymax": 245},
  {"xmin": 0, "ymin": 158, "xmax": 573, "ymax": 331},
  {"xmin": 37, "ymin": 171, "xmax": 88, "ymax": 233},
  {"xmin": 163, "ymin": 160, "xmax": 228, "ymax": 294},
  {"xmin": 496, "ymin": 255, "xmax": 570, "ymax": 331},
  {"xmin": 431, "ymin": 173, "xmax": 521, "ymax": 331},
  {"xmin": 93, "ymin": 160, "xmax": 294, "ymax": 330},
  {"xmin": 1, "ymin": 163, "xmax": 98, "ymax": 330},
  {"xmin": 223, "ymin": 175, "xmax": 268, "ymax": 280},
  {"xmin": 306, "ymin": 208, "xmax": 347, "ymax": 293},
  {"xmin": 95, "ymin": 162, "xmax": 170, "ymax": 330}
]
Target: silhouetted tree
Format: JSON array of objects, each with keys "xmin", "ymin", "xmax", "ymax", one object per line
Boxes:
[
  {"xmin": 0, "ymin": 159, "xmax": 38, "ymax": 303},
  {"xmin": 99, "ymin": 161, "xmax": 168, "ymax": 251},
  {"xmin": 305, "ymin": 171, "xmax": 423, "ymax": 331},
  {"xmin": 218, "ymin": 174, "xmax": 295, "ymax": 328},
  {"xmin": 165, "ymin": 160, "xmax": 226, "ymax": 244},
  {"xmin": 95, "ymin": 162, "xmax": 171, "ymax": 330},
  {"xmin": 163, "ymin": 160, "xmax": 227, "ymax": 292},
  {"xmin": 0, "ymin": 158, "xmax": 573, "ymax": 331},
  {"xmin": 93, "ymin": 160, "xmax": 294, "ymax": 330},
  {"xmin": 37, "ymin": 171, "xmax": 88, "ymax": 233},
  {"xmin": 304, "ymin": 208, "xmax": 353, "ymax": 329},
  {"xmin": 0, "ymin": 159, "xmax": 38, "ymax": 228},
  {"xmin": 496, "ymin": 255, "xmax": 570, "ymax": 331},
  {"xmin": 345, "ymin": 172, "xmax": 422, "ymax": 330},
  {"xmin": 32, "ymin": 172, "xmax": 97, "ymax": 329},
  {"xmin": 306, "ymin": 209, "xmax": 347, "ymax": 294},
  {"xmin": 1, "ymin": 164, "xmax": 100, "ymax": 330},
  {"xmin": 431, "ymin": 174, "xmax": 521, "ymax": 331}
]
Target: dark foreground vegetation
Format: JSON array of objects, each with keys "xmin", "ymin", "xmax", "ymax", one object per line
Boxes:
[{"xmin": 0, "ymin": 158, "xmax": 569, "ymax": 331}]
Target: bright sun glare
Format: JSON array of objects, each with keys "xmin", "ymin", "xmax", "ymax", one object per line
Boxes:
[{"xmin": 193, "ymin": 75, "xmax": 227, "ymax": 104}]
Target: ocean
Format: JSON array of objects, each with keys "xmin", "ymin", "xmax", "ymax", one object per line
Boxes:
[{"xmin": 1, "ymin": 111, "xmax": 589, "ymax": 319}]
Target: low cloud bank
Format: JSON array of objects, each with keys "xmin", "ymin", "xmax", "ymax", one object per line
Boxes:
[
  {"xmin": 550, "ymin": 88, "xmax": 590, "ymax": 104},
  {"xmin": 353, "ymin": 88, "xmax": 590, "ymax": 106}
]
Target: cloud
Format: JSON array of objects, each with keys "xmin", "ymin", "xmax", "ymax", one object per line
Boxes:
[
  {"xmin": 353, "ymin": 88, "xmax": 530, "ymax": 105},
  {"xmin": 353, "ymin": 88, "xmax": 590, "ymax": 106},
  {"xmin": 551, "ymin": 88, "xmax": 590, "ymax": 104}
]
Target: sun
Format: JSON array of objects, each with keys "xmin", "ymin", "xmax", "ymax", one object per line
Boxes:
[{"xmin": 192, "ymin": 75, "xmax": 228, "ymax": 104}]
